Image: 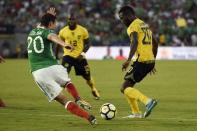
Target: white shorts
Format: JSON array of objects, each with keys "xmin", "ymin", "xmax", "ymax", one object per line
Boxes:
[{"xmin": 32, "ymin": 65, "xmax": 71, "ymax": 102}]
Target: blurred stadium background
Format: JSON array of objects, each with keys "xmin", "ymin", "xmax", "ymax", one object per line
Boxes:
[{"xmin": 0, "ymin": 0, "xmax": 197, "ymax": 59}]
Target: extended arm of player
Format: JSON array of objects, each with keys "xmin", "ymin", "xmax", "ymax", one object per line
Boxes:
[
  {"xmin": 83, "ymin": 38, "xmax": 90, "ymax": 53},
  {"xmin": 122, "ymin": 32, "xmax": 138, "ymax": 71},
  {"xmin": 152, "ymin": 35, "xmax": 158, "ymax": 58},
  {"xmin": 47, "ymin": 33, "xmax": 73, "ymax": 50},
  {"xmin": 127, "ymin": 32, "xmax": 138, "ymax": 61}
]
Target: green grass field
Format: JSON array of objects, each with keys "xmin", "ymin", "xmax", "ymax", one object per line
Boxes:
[{"xmin": 0, "ymin": 59, "xmax": 197, "ymax": 131}]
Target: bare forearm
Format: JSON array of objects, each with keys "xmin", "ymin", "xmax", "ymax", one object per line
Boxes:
[
  {"xmin": 128, "ymin": 44, "xmax": 137, "ymax": 61},
  {"xmin": 48, "ymin": 34, "xmax": 67, "ymax": 47},
  {"xmin": 127, "ymin": 32, "xmax": 138, "ymax": 61},
  {"xmin": 83, "ymin": 39, "xmax": 90, "ymax": 53},
  {"xmin": 152, "ymin": 35, "xmax": 158, "ymax": 58}
]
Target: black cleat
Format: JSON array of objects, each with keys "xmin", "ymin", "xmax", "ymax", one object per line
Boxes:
[
  {"xmin": 76, "ymin": 99, "xmax": 92, "ymax": 111},
  {"xmin": 88, "ymin": 115, "xmax": 97, "ymax": 125}
]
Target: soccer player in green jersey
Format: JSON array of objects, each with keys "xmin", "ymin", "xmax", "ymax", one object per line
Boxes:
[
  {"xmin": 27, "ymin": 9, "xmax": 97, "ymax": 125},
  {"xmin": 118, "ymin": 6, "xmax": 158, "ymax": 118}
]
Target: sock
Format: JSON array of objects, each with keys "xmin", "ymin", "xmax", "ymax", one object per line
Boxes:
[
  {"xmin": 65, "ymin": 101, "xmax": 89, "ymax": 120},
  {"xmin": 125, "ymin": 95, "xmax": 141, "ymax": 114},
  {"xmin": 86, "ymin": 77, "xmax": 96, "ymax": 89},
  {"xmin": 124, "ymin": 87, "xmax": 150, "ymax": 105},
  {"xmin": 66, "ymin": 82, "xmax": 80, "ymax": 101}
]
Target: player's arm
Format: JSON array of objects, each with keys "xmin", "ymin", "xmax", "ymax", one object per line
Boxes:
[
  {"xmin": 152, "ymin": 35, "xmax": 158, "ymax": 58},
  {"xmin": 77, "ymin": 29, "xmax": 90, "ymax": 60},
  {"xmin": 149, "ymin": 35, "xmax": 158, "ymax": 75},
  {"xmin": 47, "ymin": 7, "xmax": 56, "ymax": 16},
  {"xmin": 122, "ymin": 32, "xmax": 138, "ymax": 71},
  {"xmin": 47, "ymin": 33, "xmax": 73, "ymax": 50},
  {"xmin": 83, "ymin": 38, "xmax": 90, "ymax": 53}
]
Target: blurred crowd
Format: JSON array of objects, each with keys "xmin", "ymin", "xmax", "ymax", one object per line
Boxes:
[{"xmin": 0, "ymin": 0, "xmax": 197, "ymax": 46}]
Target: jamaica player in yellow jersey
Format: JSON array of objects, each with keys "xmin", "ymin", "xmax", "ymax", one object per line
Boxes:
[
  {"xmin": 118, "ymin": 5, "xmax": 158, "ymax": 118},
  {"xmin": 56, "ymin": 13, "xmax": 100, "ymax": 100}
]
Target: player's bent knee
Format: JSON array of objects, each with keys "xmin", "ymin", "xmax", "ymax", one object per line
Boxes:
[{"xmin": 121, "ymin": 80, "xmax": 135, "ymax": 93}]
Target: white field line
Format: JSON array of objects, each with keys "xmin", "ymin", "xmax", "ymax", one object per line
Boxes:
[{"xmin": 0, "ymin": 112, "xmax": 197, "ymax": 122}]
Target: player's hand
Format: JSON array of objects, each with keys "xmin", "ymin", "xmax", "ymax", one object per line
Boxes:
[
  {"xmin": 77, "ymin": 52, "xmax": 85, "ymax": 61},
  {"xmin": 47, "ymin": 7, "xmax": 56, "ymax": 16},
  {"xmin": 0, "ymin": 56, "xmax": 5, "ymax": 63},
  {"xmin": 150, "ymin": 67, "xmax": 157, "ymax": 75},
  {"xmin": 122, "ymin": 60, "xmax": 130, "ymax": 71},
  {"xmin": 65, "ymin": 44, "xmax": 74, "ymax": 51}
]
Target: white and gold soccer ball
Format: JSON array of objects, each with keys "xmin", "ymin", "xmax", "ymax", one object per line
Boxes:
[{"xmin": 100, "ymin": 103, "xmax": 117, "ymax": 120}]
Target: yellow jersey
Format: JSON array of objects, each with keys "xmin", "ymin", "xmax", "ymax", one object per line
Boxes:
[
  {"xmin": 127, "ymin": 18, "xmax": 155, "ymax": 62},
  {"xmin": 59, "ymin": 25, "xmax": 89, "ymax": 58}
]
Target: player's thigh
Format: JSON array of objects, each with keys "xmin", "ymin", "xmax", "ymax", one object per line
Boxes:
[
  {"xmin": 74, "ymin": 58, "xmax": 90, "ymax": 76},
  {"xmin": 124, "ymin": 62, "xmax": 137, "ymax": 82},
  {"xmin": 51, "ymin": 65, "xmax": 71, "ymax": 86},
  {"xmin": 62, "ymin": 56, "xmax": 75, "ymax": 69},
  {"xmin": 133, "ymin": 62, "xmax": 154, "ymax": 82},
  {"xmin": 32, "ymin": 68, "xmax": 63, "ymax": 102}
]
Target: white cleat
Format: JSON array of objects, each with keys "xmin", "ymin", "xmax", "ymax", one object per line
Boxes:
[
  {"xmin": 122, "ymin": 113, "xmax": 143, "ymax": 119},
  {"xmin": 76, "ymin": 99, "xmax": 92, "ymax": 111}
]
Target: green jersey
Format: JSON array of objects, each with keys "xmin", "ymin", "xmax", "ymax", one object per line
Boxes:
[{"xmin": 27, "ymin": 27, "xmax": 58, "ymax": 72}]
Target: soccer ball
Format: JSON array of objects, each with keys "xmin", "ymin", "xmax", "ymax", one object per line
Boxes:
[{"xmin": 100, "ymin": 103, "xmax": 117, "ymax": 120}]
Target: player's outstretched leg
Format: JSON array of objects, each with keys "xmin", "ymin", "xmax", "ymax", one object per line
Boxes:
[
  {"xmin": 123, "ymin": 86, "xmax": 158, "ymax": 118},
  {"xmin": 65, "ymin": 82, "xmax": 92, "ymax": 110},
  {"xmin": 55, "ymin": 94, "xmax": 97, "ymax": 125}
]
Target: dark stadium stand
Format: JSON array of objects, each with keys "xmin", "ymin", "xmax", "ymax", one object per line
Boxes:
[{"xmin": 0, "ymin": 0, "xmax": 196, "ymax": 57}]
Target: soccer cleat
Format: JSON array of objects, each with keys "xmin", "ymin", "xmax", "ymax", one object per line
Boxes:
[
  {"xmin": 91, "ymin": 88, "xmax": 100, "ymax": 100},
  {"xmin": 76, "ymin": 99, "xmax": 92, "ymax": 111},
  {"xmin": 88, "ymin": 115, "xmax": 97, "ymax": 125},
  {"xmin": 122, "ymin": 113, "xmax": 143, "ymax": 119},
  {"xmin": 144, "ymin": 99, "xmax": 158, "ymax": 118}
]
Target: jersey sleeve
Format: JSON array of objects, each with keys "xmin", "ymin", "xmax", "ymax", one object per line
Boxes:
[
  {"xmin": 83, "ymin": 27, "xmax": 89, "ymax": 39},
  {"xmin": 43, "ymin": 29, "xmax": 55, "ymax": 39},
  {"xmin": 127, "ymin": 23, "xmax": 139, "ymax": 38}
]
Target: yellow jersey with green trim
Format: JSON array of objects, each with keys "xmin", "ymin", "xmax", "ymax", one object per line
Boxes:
[
  {"xmin": 59, "ymin": 25, "xmax": 89, "ymax": 58},
  {"xmin": 127, "ymin": 18, "xmax": 154, "ymax": 62}
]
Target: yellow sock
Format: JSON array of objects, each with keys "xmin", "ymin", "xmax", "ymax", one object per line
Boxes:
[
  {"xmin": 87, "ymin": 77, "xmax": 100, "ymax": 98},
  {"xmin": 86, "ymin": 77, "xmax": 95, "ymax": 89},
  {"xmin": 124, "ymin": 87, "xmax": 150, "ymax": 105},
  {"xmin": 125, "ymin": 95, "xmax": 141, "ymax": 114}
]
